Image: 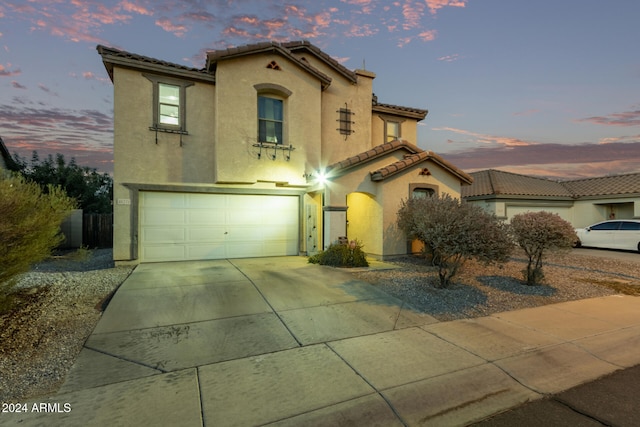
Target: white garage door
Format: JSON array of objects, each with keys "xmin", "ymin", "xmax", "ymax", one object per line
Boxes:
[{"xmin": 140, "ymin": 192, "xmax": 299, "ymax": 262}]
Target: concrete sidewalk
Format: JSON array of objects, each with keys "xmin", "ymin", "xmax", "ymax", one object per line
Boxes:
[{"xmin": 4, "ymin": 256, "xmax": 640, "ymax": 426}]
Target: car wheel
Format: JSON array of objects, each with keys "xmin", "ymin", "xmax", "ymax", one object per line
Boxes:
[
  {"xmin": 637, "ymin": 242, "xmax": 640, "ymax": 253},
  {"xmin": 573, "ymin": 240, "xmax": 582, "ymax": 248}
]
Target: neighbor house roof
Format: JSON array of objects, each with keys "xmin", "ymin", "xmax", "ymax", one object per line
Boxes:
[
  {"xmin": 0, "ymin": 136, "xmax": 15, "ymax": 170},
  {"xmin": 462, "ymin": 169, "xmax": 640, "ymax": 200},
  {"xmin": 327, "ymin": 139, "xmax": 473, "ymax": 185},
  {"xmin": 562, "ymin": 173, "xmax": 640, "ymax": 197},
  {"xmin": 463, "ymin": 170, "xmax": 573, "ymax": 199}
]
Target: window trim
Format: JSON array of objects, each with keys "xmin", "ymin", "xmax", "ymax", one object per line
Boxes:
[
  {"xmin": 258, "ymin": 95, "xmax": 284, "ymax": 145},
  {"xmin": 378, "ymin": 114, "xmax": 406, "ymax": 143},
  {"xmin": 254, "ymin": 83, "xmax": 291, "ymax": 146},
  {"xmin": 409, "ymin": 184, "xmax": 438, "ymax": 198},
  {"xmin": 144, "ymin": 74, "xmax": 193, "ymax": 133}
]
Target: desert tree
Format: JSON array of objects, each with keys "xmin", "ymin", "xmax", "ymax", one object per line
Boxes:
[
  {"xmin": 397, "ymin": 193, "xmax": 512, "ymax": 288},
  {"xmin": 510, "ymin": 211, "xmax": 577, "ymax": 285}
]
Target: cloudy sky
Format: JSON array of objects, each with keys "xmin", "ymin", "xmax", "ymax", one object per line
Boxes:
[{"xmin": 1, "ymin": 0, "xmax": 639, "ymax": 178}]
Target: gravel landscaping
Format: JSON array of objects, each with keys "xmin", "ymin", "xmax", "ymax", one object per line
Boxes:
[{"xmin": 1, "ymin": 248, "xmax": 639, "ymax": 403}]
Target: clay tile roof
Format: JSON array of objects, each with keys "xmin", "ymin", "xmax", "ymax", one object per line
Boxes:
[
  {"xmin": 462, "ymin": 170, "xmax": 573, "ymax": 198},
  {"xmin": 96, "ymin": 45, "xmax": 211, "ymax": 83},
  {"xmin": 206, "ymin": 40, "xmax": 333, "ymax": 89},
  {"xmin": 326, "ymin": 139, "xmax": 472, "ymax": 184},
  {"xmin": 326, "ymin": 139, "xmax": 420, "ymax": 173},
  {"xmin": 561, "ymin": 173, "xmax": 640, "ymax": 197},
  {"xmin": 372, "ymin": 101, "xmax": 428, "ymax": 120},
  {"xmin": 371, "ymin": 150, "xmax": 472, "ymax": 184}
]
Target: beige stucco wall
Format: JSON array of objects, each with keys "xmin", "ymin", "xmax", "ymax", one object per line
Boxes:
[
  {"xmin": 328, "ymin": 149, "xmax": 465, "ymax": 258},
  {"xmin": 371, "ymin": 114, "xmax": 419, "ymax": 147},
  {"xmin": 111, "ymin": 67, "xmax": 216, "ymax": 260},
  {"xmin": 214, "ymin": 54, "xmax": 323, "ymax": 186}
]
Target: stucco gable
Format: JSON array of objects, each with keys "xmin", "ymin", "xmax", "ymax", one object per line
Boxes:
[{"xmin": 206, "ymin": 41, "xmax": 333, "ymax": 89}]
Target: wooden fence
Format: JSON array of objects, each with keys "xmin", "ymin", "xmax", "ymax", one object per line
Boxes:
[{"xmin": 83, "ymin": 214, "xmax": 113, "ymax": 248}]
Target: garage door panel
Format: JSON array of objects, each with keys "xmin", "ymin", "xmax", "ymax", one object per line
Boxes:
[
  {"xmin": 143, "ymin": 209, "xmax": 186, "ymax": 226},
  {"xmin": 142, "ymin": 245, "xmax": 187, "ymax": 262},
  {"xmin": 188, "ymin": 210, "xmax": 226, "ymax": 225},
  {"xmin": 186, "ymin": 227, "xmax": 226, "ymax": 242},
  {"xmin": 187, "ymin": 244, "xmax": 227, "ymax": 260},
  {"xmin": 142, "ymin": 227, "xmax": 186, "ymax": 243},
  {"xmin": 140, "ymin": 192, "xmax": 299, "ymax": 262},
  {"xmin": 143, "ymin": 192, "xmax": 187, "ymax": 208}
]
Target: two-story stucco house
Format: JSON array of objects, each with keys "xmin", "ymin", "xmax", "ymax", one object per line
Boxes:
[{"xmin": 97, "ymin": 41, "xmax": 472, "ymax": 263}]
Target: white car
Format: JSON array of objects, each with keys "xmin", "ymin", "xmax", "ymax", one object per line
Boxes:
[{"xmin": 574, "ymin": 220, "xmax": 640, "ymax": 252}]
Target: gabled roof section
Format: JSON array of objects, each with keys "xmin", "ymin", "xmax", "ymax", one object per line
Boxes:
[
  {"xmin": 281, "ymin": 40, "xmax": 358, "ymax": 84},
  {"xmin": 326, "ymin": 139, "xmax": 420, "ymax": 174},
  {"xmin": 562, "ymin": 173, "xmax": 640, "ymax": 197},
  {"xmin": 462, "ymin": 170, "xmax": 573, "ymax": 199},
  {"xmin": 96, "ymin": 45, "xmax": 214, "ymax": 83},
  {"xmin": 326, "ymin": 139, "xmax": 472, "ymax": 185},
  {"xmin": 206, "ymin": 41, "xmax": 333, "ymax": 89},
  {"xmin": 371, "ymin": 151, "xmax": 472, "ymax": 184}
]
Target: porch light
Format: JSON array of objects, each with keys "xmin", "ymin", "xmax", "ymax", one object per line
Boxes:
[{"xmin": 317, "ymin": 171, "xmax": 328, "ymax": 186}]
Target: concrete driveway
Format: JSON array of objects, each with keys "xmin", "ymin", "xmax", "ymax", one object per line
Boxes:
[{"xmin": 7, "ymin": 257, "xmax": 640, "ymax": 426}]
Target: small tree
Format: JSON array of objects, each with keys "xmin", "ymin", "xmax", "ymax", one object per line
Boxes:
[
  {"xmin": 0, "ymin": 173, "xmax": 76, "ymax": 310},
  {"xmin": 510, "ymin": 211, "xmax": 577, "ymax": 285},
  {"xmin": 397, "ymin": 194, "xmax": 512, "ymax": 288},
  {"xmin": 12, "ymin": 151, "xmax": 113, "ymax": 213}
]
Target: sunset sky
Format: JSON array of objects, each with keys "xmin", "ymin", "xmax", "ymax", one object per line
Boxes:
[{"xmin": 1, "ymin": 0, "xmax": 639, "ymax": 179}]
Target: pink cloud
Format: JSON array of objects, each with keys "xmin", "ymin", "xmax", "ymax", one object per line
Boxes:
[
  {"xmin": 442, "ymin": 141, "xmax": 640, "ymax": 179},
  {"xmin": 0, "ymin": 63, "xmax": 21, "ymax": 77},
  {"xmin": 120, "ymin": 0, "xmax": 153, "ymax": 16},
  {"xmin": 578, "ymin": 109, "xmax": 640, "ymax": 126},
  {"xmin": 434, "ymin": 127, "xmax": 533, "ymax": 147},
  {"xmin": 437, "ymin": 54, "xmax": 460, "ymax": 62},
  {"xmin": 425, "ymin": 0, "xmax": 467, "ymax": 15},
  {"xmin": 156, "ymin": 17, "xmax": 188, "ymax": 37}
]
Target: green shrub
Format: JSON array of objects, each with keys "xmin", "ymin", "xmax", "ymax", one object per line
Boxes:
[
  {"xmin": 308, "ymin": 240, "xmax": 369, "ymax": 267},
  {"xmin": 0, "ymin": 173, "xmax": 76, "ymax": 311}
]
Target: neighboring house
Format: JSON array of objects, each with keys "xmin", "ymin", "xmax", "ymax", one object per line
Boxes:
[
  {"xmin": 0, "ymin": 136, "xmax": 15, "ymax": 172},
  {"xmin": 97, "ymin": 41, "xmax": 472, "ymax": 263},
  {"xmin": 463, "ymin": 169, "xmax": 640, "ymax": 227}
]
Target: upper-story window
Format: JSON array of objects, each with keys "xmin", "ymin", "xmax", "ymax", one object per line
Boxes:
[
  {"xmin": 159, "ymin": 83, "xmax": 180, "ymax": 126},
  {"xmin": 258, "ymin": 96, "xmax": 284, "ymax": 144},
  {"xmin": 386, "ymin": 120, "xmax": 401, "ymax": 142},
  {"xmin": 145, "ymin": 74, "xmax": 193, "ymax": 133}
]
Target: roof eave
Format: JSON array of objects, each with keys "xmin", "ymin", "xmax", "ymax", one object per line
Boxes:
[{"xmin": 97, "ymin": 45, "xmax": 215, "ymax": 84}]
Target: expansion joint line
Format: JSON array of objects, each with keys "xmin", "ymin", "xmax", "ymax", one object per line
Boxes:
[
  {"xmin": 325, "ymin": 344, "xmax": 409, "ymax": 427},
  {"xmin": 226, "ymin": 259, "xmax": 303, "ymax": 347}
]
